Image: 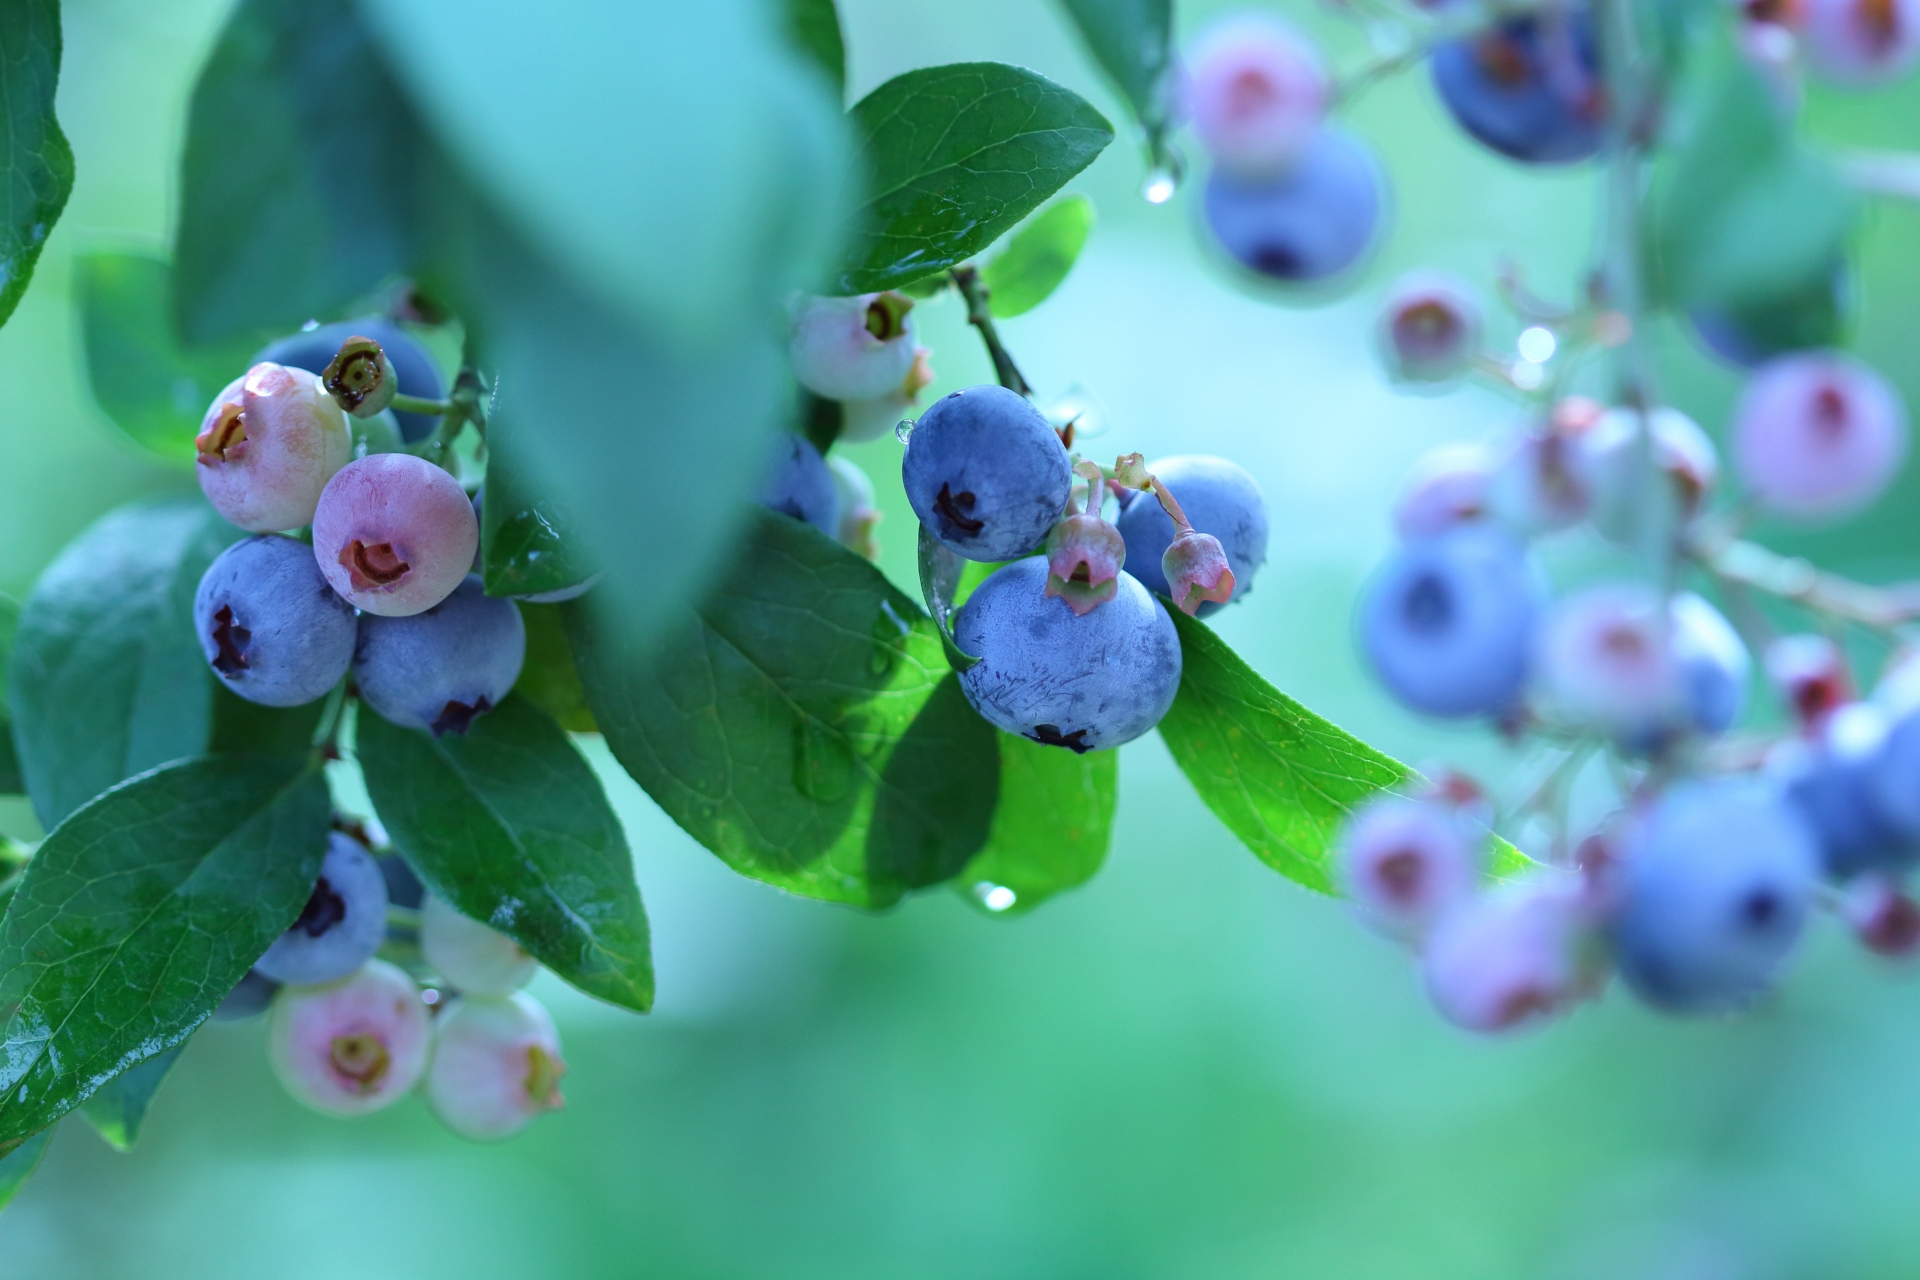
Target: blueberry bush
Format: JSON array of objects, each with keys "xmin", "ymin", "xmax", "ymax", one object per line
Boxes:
[{"xmin": 0, "ymin": 0, "xmax": 1914, "ymax": 1203}]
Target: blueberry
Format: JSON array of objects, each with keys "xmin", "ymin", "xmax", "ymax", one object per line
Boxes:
[
  {"xmin": 420, "ymin": 893, "xmax": 538, "ymax": 993},
  {"xmin": 196, "ymin": 363, "xmax": 352, "ymax": 532},
  {"xmin": 1393, "ymin": 444, "xmax": 1494, "ymax": 538},
  {"xmin": 378, "ymin": 853, "xmax": 425, "ymax": 911},
  {"xmin": 1422, "ymin": 871, "xmax": 1601, "ymax": 1033},
  {"xmin": 1185, "ymin": 13, "xmax": 1329, "ymax": 178},
  {"xmin": 1732, "ymin": 350, "xmax": 1908, "ymax": 520},
  {"xmin": 757, "ymin": 434, "xmax": 837, "ymax": 534},
  {"xmin": 194, "ymin": 534, "xmax": 357, "ymax": 707},
  {"xmin": 312, "ymin": 453, "xmax": 480, "ymax": 616},
  {"xmin": 1865, "ymin": 707, "xmax": 1920, "ymax": 843},
  {"xmin": 1765, "ymin": 633, "xmax": 1851, "ymax": 729},
  {"xmin": 354, "ymin": 575, "xmax": 526, "ymax": 735},
  {"xmin": 902, "ymin": 384, "xmax": 1072, "ymax": 561},
  {"xmin": 1802, "ymin": 0, "xmax": 1920, "ymax": 85},
  {"xmin": 1612, "ymin": 780, "xmax": 1820, "ymax": 1014},
  {"xmin": 1202, "ymin": 128, "xmax": 1386, "ymax": 284},
  {"xmin": 1781, "ymin": 703, "xmax": 1914, "ymax": 877},
  {"xmin": 953, "ymin": 558, "xmax": 1182, "ymax": 752},
  {"xmin": 787, "ymin": 293, "xmax": 920, "ymax": 403},
  {"xmin": 255, "ymin": 317, "xmax": 447, "ymax": 442},
  {"xmin": 1430, "ymin": 10, "xmax": 1606, "ymax": 164},
  {"xmin": 1378, "ymin": 270, "xmax": 1484, "ymax": 385},
  {"xmin": 1576, "ymin": 406, "xmax": 1719, "ymax": 545},
  {"xmin": 1114, "ymin": 456, "xmax": 1269, "ymax": 615},
  {"xmin": 254, "ymin": 831, "xmax": 390, "ymax": 985},
  {"xmin": 1338, "ymin": 794, "xmax": 1481, "ymax": 938},
  {"xmin": 1358, "ymin": 525, "xmax": 1540, "ymax": 718},
  {"xmin": 426, "ymin": 993, "xmax": 566, "ymax": 1141},
  {"xmin": 211, "ymin": 968, "xmax": 282, "ymax": 1021},
  {"xmin": 268, "ymin": 958, "xmax": 430, "ymax": 1115},
  {"xmin": 1669, "ymin": 593, "xmax": 1750, "ymax": 740}
]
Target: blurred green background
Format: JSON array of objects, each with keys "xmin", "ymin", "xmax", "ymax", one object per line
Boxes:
[{"xmin": 5, "ymin": 0, "xmax": 1920, "ymax": 1276}]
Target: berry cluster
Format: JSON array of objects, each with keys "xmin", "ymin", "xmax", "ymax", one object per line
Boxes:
[{"xmin": 1341, "ymin": 266, "xmax": 1920, "ymax": 1032}]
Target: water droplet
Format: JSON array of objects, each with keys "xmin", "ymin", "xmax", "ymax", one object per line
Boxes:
[
  {"xmin": 1142, "ymin": 167, "xmax": 1178, "ymax": 204},
  {"xmin": 1511, "ymin": 360, "xmax": 1546, "ymax": 392},
  {"xmin": 1517, "ymin": 326, "xmax": 1557, "ymax": 364},
  {"xmin": 894, "ymin": 417, "xmax": 916, "ymax": 443},
  {"xmin": 791, "ymin": 718, "xmax": 855, "ymax": 803},
  {"xmin": 1044, "ymin": 384, "xmax": 1107, "ymax": 439},
  {"xmin": 976, "ymin": 883, "xmax": 1017, "ymax": 912},
  {"xmin": 300, "ymin": 318, "xmax": 321, "ymax": 332}
]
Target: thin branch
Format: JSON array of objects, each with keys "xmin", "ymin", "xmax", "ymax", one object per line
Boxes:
[{"xmin": 951, "ymin": 265, "xmax": 1032, "ymax": 397}]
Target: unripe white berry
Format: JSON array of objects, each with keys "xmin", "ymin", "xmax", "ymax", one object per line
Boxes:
[
  {"xmin": 268, "ymin": 959, "xmax": 430, "ymax": 1116},
  {"xmin": 421, "ymin": 893, "xmax": 538, "ymax": 994},
  {"xmin": 426, "ymin": 992, "xmax": 566, "ymax": 1141}
]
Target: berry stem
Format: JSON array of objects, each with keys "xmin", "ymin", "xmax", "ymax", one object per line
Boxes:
[
  {"xmin": 388, "ymin": 393, "xmax": 453, "ymax": 416},
  {"xmin": 1686, "ymin": 531, "xmax": 1920, "ymax": 636},
  {"xmin": 407, "ymin": 367, "xmax": 489, "ymax": 472},
  {"xmin": 951, "ymin": 265, "xmax": 1034, "ymax": 397},
  {"xmin": 1148, "ymin": 475, "xmax": 1193, "ymax": 534}
]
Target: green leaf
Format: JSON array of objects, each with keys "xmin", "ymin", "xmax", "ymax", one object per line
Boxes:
[
  {"xmin": 957, "ymin": 732, "xmax": 1116, "ymax": 916},
  {"xmin": 1647, "ymin": 60, "xmax": 1860, "ymax": 313},
  {"xmin": 9, "ymin": 498, "xmax": 239, "ymax": 829},
  {"xmin": 1053, "ymin": 0, "xmax": 1174, "ymax": 128},
  {"xmin": 838, "ymin": 63, "xmax": 1114, "ymax": 294},
  {"xmin": 355, "ymin": 695, "xmax": 652, "ymax": 1012},
  {"xmin": 0, "ymin": 756, "xmax": 329, "ymax": 1145},
  {"xmin": 0, "ymin": 0, "xmax": 74, "ymax": 330},
  {"xmin": 0, "ymin": 1126, "xmax": 51, "ymax": 1210},
  {"xmin": 480, "ymin": 420, "xmax": 596, "ymax": 599},
  {"xmin": 781, "ymin": 0, "xmax": 845, "ymax": 99},
  {"xmin": 513, "ymin": 604, "xmax": 595, "ymax": 734},
  {"xmin": 79, "ymin": 1044, "xmax": 184, "ymax": 1152},
  {"xmin": 1157, "ymin": 611, "xmax": 1532, "ymax": 893},
  {"xmin": 174, "ymin": 0, "xmax": 427, "ymax": 344},
  {"xmin": 982, "ymin": 194, "xmax": 1095, "ymax": 318},
  {"xmin": 570, "ymin": 510, "xmax": 1000, "ymax": 908},
  {"xmin": 76, "ymin": 252, "xmax": 257, "ymax": 464},
  {"xmin": 0, "ymin": 595, "xmax": 22, "ymax": 796},
  {"xmin": 209, "ymin": 683, "xmax": 328, "ymax": 760}
]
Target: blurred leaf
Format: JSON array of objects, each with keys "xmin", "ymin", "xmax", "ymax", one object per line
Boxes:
[
  {"xmin": 0, "ymin": 756, "xmax": 329, "ymax": 1146},
  {"xmin": 76, "ymin": 253, "xmax": 257, "ymax": 463},
  {"xmin": 513, "ymin": 604, "xmax": 595, "ymax": 734},
  {"xmin": 480, "ymin": 421, "xmax": 595, "ymax": 599},
  {"xmin": 356, "ymin": 695, "xmax": 652, "ymax": 1012},
  {"xmin": 569, "ymin": 511, "xmax": 1000, "ymax": 908},
  {"xmin": 1053, "ymin": 0, "xmax": 1174, "ymax": 128},
  {"xmin": 956, "ymin": 732, "xmax": 1116, "ymax": 916},
  {"xmin": 838, "ymin": 63, "xmax": 1113, "ymax": 294},
  {"xmin": 209, "ymin": 683, "xmax": 328, "ymax": 759},
  {"xmin": 0, "ymin": 0, "xmax": 73, "ymax": 330},
  {"xmin": 1648, "ymin": 61, "xmax": 1860, "ymax": 313},
  {"xmin": 781, "ymin": 0, "xmax": 845, "ymax": 99},
  {"xmin": 0, "ymin": 595, "xmax": 20, "ymax": 796},
  {"xmin": 982, "ymin": 194, "xmax": 1095, "ymax": 318},
  {"xmin": 0, "ymin": 1126, "xmax": 51, "ymax": 1207},
  {"xmin": 174, "ymin": 0, "xmax": 426, "ymax": 344},
  {"xmin": 9, "ymin": 499, "xmax": 238, "ymax": 829},
  {"xmin": 78, "ymin": 1045, "xmax": 184, "ymax": 1152}
]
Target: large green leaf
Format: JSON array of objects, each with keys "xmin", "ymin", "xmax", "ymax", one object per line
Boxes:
[
  {"xmin": 957, "ymin": 732, "xmax": 1116, "ymax": 916},
  {"xmin": 982, "ymin": 194, "xmax": 1095, "ymax": 318},
  {"xmin": 79, "ymin": 1044, "xmax": 183, "ymax": 1152},
  {"xmin": 570, "ymin": 510, "xmax": 1000, "ymax": 908},
  {"xmin": 837, "ymin": 63, "xmax": 1113, "ymax": 294},
  {"xmin": 480, "ymin": 420, "xmax": 595, "ymax": 600},
  {"xmin": 513, "ymin": 603, "xmax": 595, "ymax": 734},
  {"xmin": 1053, "ymin": 0, "xmax": 1174, "ymax": 129},
  {"xmin": 0, "ymin": 756, "xmax": 329, "ymax": 1145},
  {"xmin": 0, "ymin": 1126, "xmax": 51, "ymax": 1207},
  {"xmin": 781, "ymin": 0, "xmax": 845, "ymax": 100},
  {"xmin": 76, "ymin": 252, "xmax": 257, "ymax": 463},
  {"xmin": 8, "ymin": 499, "xmax": 237, "ymax": 829},
  {"xmin": 356, "ymin": 696, "xmax": 652, "ymax": 1012},
  {"xmin": 0, "ymin": 595, "xmax": 21, "ymax": 796},
  {"xmin": 1157, "ymin": 611, "xmax": 1529, "ymax": 894},
  {"xmin": 0, "ymin": 0, "xmax": 73, "ymax": 330}
]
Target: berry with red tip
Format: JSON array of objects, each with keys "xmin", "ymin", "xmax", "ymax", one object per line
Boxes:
[
  {"xmin": 353, "ymin": 576, "xmax": 525, "ymax": 736},
  {"xmin": 1393, "ymin": 445, "xmax": 1493, "ymax": 539},
  {"xmin": 1185, "ymin": 13, "xmax": 1329, "ymax": 177},
  {"xmin": 1765, "ymin": 633, "xmax": 1851, "ymax": 730},
  {"xmin": 1487, "ymin": 401, "xmax": 1604, "ymax": 536},
  {"xmin": 1338, "ymin": 795, "xmax": 1481, "ymax": 938},
  {"xmin": 421, "ymin": 893, "xmax": 538, "ymax": 994},
  {"xmin": 254, "ymin": 832, "xmax": 390, "ymax": 986},
  {"xmin": 1430, "ymin": 10, "xmax": 1606, "ymax": 165},
  {"xmin": 193, "ymin": 535, "xmax": 357, "ymax": 707},
  {"xmin": 1203, "ymin": 129, "xmax": 1386, "ymax": 284},
  {"xmin": 1732, "ymin": 351, "xmax": 1908, "ymax": 519},
  {"xmin": 1801, "ymin": 0, "xmax": 1920, "ymax": 85},
  {"xmin": 1422, "ymin": 872, "xmax": 1603, "ymax": 1033},
  {"xmin": 1378, "ymin": 271, "xmax": 1484, "ymax": 385},
  {"xmin": 1044, "ymin": 513, "xmax": 1126, "ymax": 616},
  {"xmin": 312, "ymin": 453, "xmax": 479, "ymax": 616},
  {"xmin": 268, "ymin": 959, "xmax": 430, "ymax": 1115},
  {"xmin": 1840, "ymin": 874, "xmax": 1920, "ymax": 957},
  {"xmin": 789, "ymin": 293, "xmax": 921, "ymax": 402},
  {"xmin": 426, "ymin": 992, "xmax": 566, "ymax": 1141},
  {"xmin": 196, "ymin": 363, "xmax": 352, "ymax": 532}
]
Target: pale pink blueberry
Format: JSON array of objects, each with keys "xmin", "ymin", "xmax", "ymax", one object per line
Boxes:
[
  {"xmin": 1487, "ymin": 399, "xmax": 1605, "ymax": 536},
  {"xmin": 421, "ymin": 893, "xmax": 538, "ymax": 994},
  {"xmin": 1536, "ymin": 583, "xmax": 1685, "ymax": 737},
  {"xmin": 788, "ymin": 293, "xmax": 921, "ymax": 403},
  {"xmin": 1801, "ymin": 0, "xmax": 1920, "ymax": 85},
  {"xmin": 1576, "ymin": 406, "xmax": 1719, "ymax": 544},
  {"xmin": 1421, "ymin": 872, "xmax": 1604, "ymax": 1034},
  {"xmin": 1185, "ymin": 13, "xmax": 1330, "ymax": 178},
  {"xmin": 1766, "ymin": 633, "xmax": 1852, "ymax": 730},
  {"xmin": 311, "ymin": 454, "xmax": 478, "ymax": 616},
  {"xmin": 1045, "ymin": 512, "xmax": 1126, "ymax": 616},
  {"xmin": 426, "ymin": 992, "xmax": 566, "ymax": 1141},
  {"xmin": 1733, "ymin": 351, "xmax": 1908, "ymax": 518},
  {"xmin": 1338, "ymin": 795, "xmax": 1481, "ymax": 938},
  {"xmin": 195, "ymin": 363, "xmax": 352, "ymax": 532},
  {"xmin": 268, "ymin": 959, "xmax": 430, "ymax": 1116},
  {"xmin": 1393, "ymin": 444, "xmax": 1494, "ymax": 539},
  {"xmin": 1378, "ymin": 271, "xmax": 1483, "ymax": 385}
]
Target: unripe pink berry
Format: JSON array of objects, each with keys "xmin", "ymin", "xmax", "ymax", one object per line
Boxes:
[
  {"xmin": 1487, "ymin": 399, "xmax": 1605, "ymax": 535},
  {"xmin": 311, "ymin": 454, "xmax": 478, "ymax": 616},
  {"xmin": 1162, "ymin": 529, "xmax": 1235, "ymax": 616},
  {"xmin": 421, "ymin": 893, "xmax": 538, "ymax": 994},
  {"xmin": 1393, "ymin": 444, "xmax": 1493, "ymax": 539},
  {"xmin": 426, "ymin": 992, "xmax": 566, "ymax": 1141},
  {"xmin": 1766, "ymin": 633, "xmax": 1851, "ymax": 730},
  {"xmin": 1338, "ymin": 795, "xmax": 1481, "ymax": 938},
  {"xmin": 789, "ymin": 293, "xmax": 921, "ymax": 403},
  {"xmin": 1576, "ymin": 406, "xmax": 1719, "ymax": 544},
  {"xmin": 1840, "ymin": 873, "xmax": 1920, "ymax": 956},
  {"xmin": 1378, "ymin": 271, "xmax": 1483, "ymax": 385},
  {"xmin": 1801, "ymin": 0, "xmax": 1920, "ymax": 85},
  {"xmin": 1536, "ymin": 583, "xmax": 1684, "ymax": 737},
  {"xmin": 1422, "ymin": 872, "xmax": 1603, "ymax": 1033},
  {"xmin": 1733, "ymin": 351, "xmax": 1908, "ymax": 518},
  {"xmin": 1185, "ymin": 14, "xmax": 1329, "ymax": 178},
  {"xmin": 268, "ymin": 959, "xmax": 430, "ymax": 1116},
  {"xmin": 196, "ymin": 363, "xmax": 352, "ymax": 532}
]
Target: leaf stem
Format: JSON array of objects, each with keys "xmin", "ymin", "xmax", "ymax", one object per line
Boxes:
[{"xmin": 951, "ymin": 265, "xmax": 1033, "ymax": 396}]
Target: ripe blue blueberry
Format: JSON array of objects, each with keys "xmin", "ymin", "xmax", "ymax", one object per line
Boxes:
[
  {"xmin": 1202, "ymin": 128, "xmax": 1386, "ymax": 284},
  {"xmin": 194, "ymin": 534, "xmax": 357, "ymax": 706},
  {"xmin": 255, "ymin": 317, "xmax": 447, "ymax": 442},
  {"xmin": 353, "ymin": 575, "xmax": 526, "ymax": 735},
  {"xmin": 1780, "ymin": 702, "xmax": 1915, "ymax": 876},
  {"xmin": 757, "ymin": 434, "xmax": 837, "ymax": 535},
  {"xmin": 254, "ymin": 831, "xmax": 390, "ymax": 986},
  {"xmin": 1358, "ymin": 525, "xmax": 1540, "ymax": 719},
  {"xmin": 903, "ymin": 385, "xmax": 1072, "ymax": 561},
  {"xmin": 1611, "ymin": 780, "xmax": 1820, "ymax": 1015},
  {"xmin": 1430, "ymin": 10, "xmax": 1606, "ymax": 164},
  {"xmin": 211, "ymin": 968, "xmax": 282, "ymax": 1022},
  {"xmin": 1114, "ymin": 455, "xmax": 1269, "ymax": 615},
  {"xmin": 953, "ymin": 558, "xmax": 1181, "ymax": 752},
  {"xmin": 379, "ymin": 853, "xmax": 425, "ymax": 911}
]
